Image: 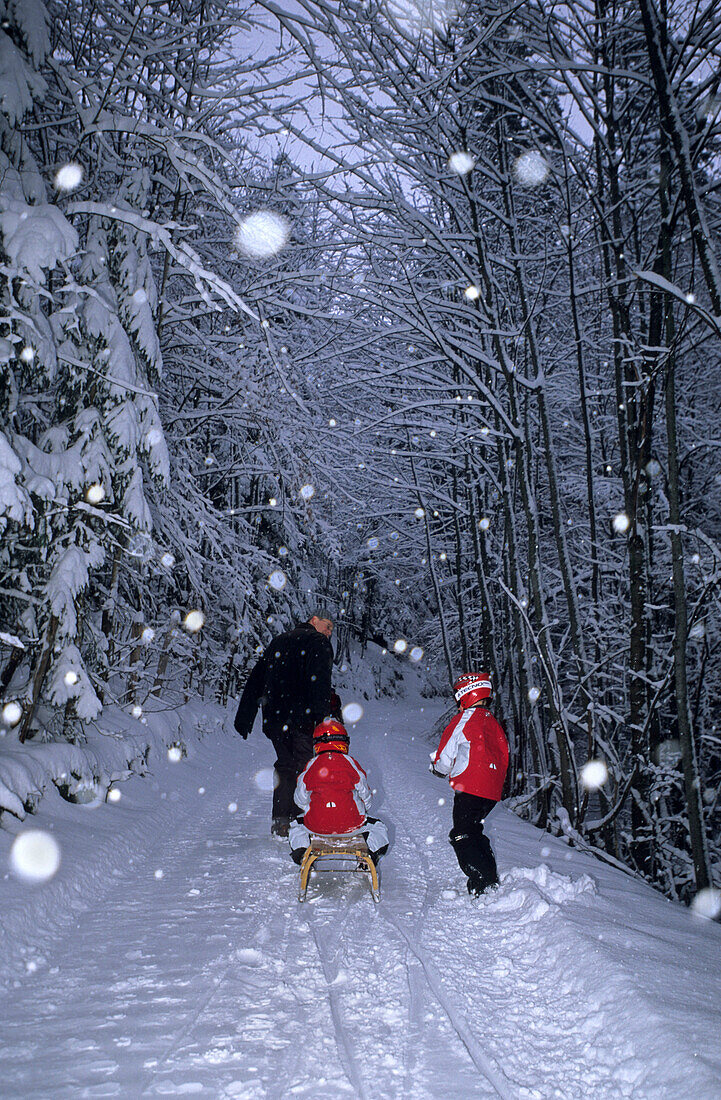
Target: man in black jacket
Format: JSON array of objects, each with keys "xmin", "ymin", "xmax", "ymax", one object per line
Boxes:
[{"xmin": 234, "ymin": 613, "xmax": 336, "ymax": 836}]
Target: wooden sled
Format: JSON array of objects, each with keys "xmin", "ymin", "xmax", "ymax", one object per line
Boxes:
[{"xmin": 298, "ymin": 833, "xmax": 380, "ymax": 903}]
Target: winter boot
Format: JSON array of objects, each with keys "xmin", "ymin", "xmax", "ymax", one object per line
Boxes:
[
  {"xmin": 450, "ymin": 828, "xmax": 499, "ymax": 894},
  {"xmin": 368, "ymin": 844, "xmax": 389, "ymax": 867},
  {"xmin": 271, "ymin": 817, "xmax": 290, "ymax": 838}
]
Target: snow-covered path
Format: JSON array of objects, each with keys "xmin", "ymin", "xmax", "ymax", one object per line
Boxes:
[{"xmin": 2, "ymin": 699, "xmax": 720, "ymax": 1099}]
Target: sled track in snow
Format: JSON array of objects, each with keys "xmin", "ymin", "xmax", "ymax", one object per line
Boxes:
[
  {"xmin": 306, "ymin": 907, "xmax": 369, "ymax": 1100},
  {"xmin": 379, "ymin": 911, "xmax": 514, "ymax": 1099}
]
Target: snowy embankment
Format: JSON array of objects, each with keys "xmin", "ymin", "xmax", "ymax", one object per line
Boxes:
[
  {"xmin": 0, "ymin": 700, "xmax": 206, "ymax": 821},
  {"xmin": 1, "ymin": 698, "xmax": 720, "ymax": 1099}
]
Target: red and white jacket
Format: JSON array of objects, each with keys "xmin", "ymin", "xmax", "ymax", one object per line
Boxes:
[
  {"xmin": 294, "ymin": 750, "xmax": 371, "ymax": 835},
  {"xmin": 431, "ymin": 705, "xmax": 509, "ymax": 801}
]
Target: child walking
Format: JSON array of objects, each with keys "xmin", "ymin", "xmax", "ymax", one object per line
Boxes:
[{"xmin": 431, "ymin": 673, "xmax": 509, "ymax": 896}]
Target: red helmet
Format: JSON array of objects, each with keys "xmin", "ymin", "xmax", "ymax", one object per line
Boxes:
[
  {"xmin": 313, "ymin": 719, "xmax": 350, "ymax": 753},
  {"xmin": 453, "ymin": 673, "xmax": 492, "ymax": 709}
]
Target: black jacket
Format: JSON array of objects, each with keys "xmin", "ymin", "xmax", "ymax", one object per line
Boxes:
[{"xmin": 234, "ymin": 622, "xmax": 334, "ymax": 739}]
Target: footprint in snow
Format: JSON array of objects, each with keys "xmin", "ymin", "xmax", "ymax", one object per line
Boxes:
[{"xmin": 235, "ymin": 948, "xmax": 264, "ymax": 967}]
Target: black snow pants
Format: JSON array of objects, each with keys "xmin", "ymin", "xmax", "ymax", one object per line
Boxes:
[
  {"xmin": 449, "ymin": 792, "xmax": 499, "ymax": 895},
  {"xmin": 266, "ymin": 720, "xmax": 315, "ymax": 824}
]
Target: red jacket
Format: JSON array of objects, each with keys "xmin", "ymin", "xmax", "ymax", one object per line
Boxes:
[
  {"xmin": 432, "ymin": 705, "xmax": 509, "ymax": 801},
  {"xmin": 294, "ymin": 750, "xmax": 371, "ymax": 834}
]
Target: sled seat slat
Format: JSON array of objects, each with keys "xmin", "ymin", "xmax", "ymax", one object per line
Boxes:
[{"xmin": 298, "ymin": 832, "xmax": 380, "ymax": 902}]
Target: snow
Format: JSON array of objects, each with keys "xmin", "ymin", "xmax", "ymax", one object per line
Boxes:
[
  {"xmin": 2, "ymin": 698, "xmax": 720, "ymax": 1098},
  {"xmin": 0, "ymin": 197, "xmax": 78, "ymax": 282},
  {"xmin": 580, "ymin": 759, "xmax": 609, "ymax": 790},
  {"xmin": 0, "ymin": 430, "xmax": 32, "ymax": 531},
  {"xmin": 0, "ymin": 31, "xmax": 44, "ymax": 123},
  {"xmin": 448, "ymin": 152, "xmax": 475, "ymax": 175},
  {"xmin": 9, "ymin": 828, "xmax": 60, "ymax": 882},
  {"xmin": 54, "ymin": 163, "xmax": 83, "ymax": 193},
  {"xmin": 234, "ymin": 212, "xmax": 290, "ymax": 258},
  {"xmin": 183, "ymin": 610, "xmax": 205, "ymax": 633},
  {"xmin": 513, "ymin": 151, "xmax": 550, "ymax": 187}
]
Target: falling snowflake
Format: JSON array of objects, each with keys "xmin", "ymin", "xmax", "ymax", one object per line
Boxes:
[
  {"xmin": 131, "ymin": 705, "xmax": 143, "ymax": 719},
  {"xmin": 160, "ymin": 552, "xmax": 175, "ymax": 570},
  {"xmin": 10, "ymin": 830, "xmax": 61, "ymax": 883},
  {"xmin": 2, "ymin": 701, "xmax": 22, "ymax": 727},
  {"xmin": 425, "ymin": 835, "xmax": 435, "ymax": 845},
  {"xmin": 234, "ymin": 211, "xmax": 290, "ymax": 258},
  {"xmin": 479, "ymin": 517, "xmax": 490, "ymax": 530},
  {"xmin": 132, "ymin": 288, "xmax": 148, "ymax": 305},
  {"xmin": 278, "ymin": 546, "xmax": 288, "ymax": 557},
  {"xmin": 269, "ymin": 570, "xmax": 287, "ymax": 591},
  {"xmin": 63, "ymin": 670, "xmax": 78, "ymax": 686},
  {"xmin": 141, "ymin": 627, "xmax": 155, "ymax": 644},
  {"xmin": 393, "ymin": 639, "xmax": 408, "ymax": 655},
  {"xmin": 228, "ymin": 802, "xmax": 238, "ymax": 814},
  {"xmin": 300, "ymin": 484, "xmax": 314, "ymax": 501},
  {"xmin": 464, "ymin": 285, "xmax": 480, "ymax": 300},
  {"xmin": 168, "ymin": 746, "xmax": 183, "ymax": 763},
  {"xmin": 183, "ymin": 610, "xmax": 205, "ymax": 633},
  {"xmin": 414, "ymin": 507, "xmax": 425, "ymax": 518},
  {"xmin": 342, "ymin": 702, "xmax": 364, "ymax": 724},
  {"xmin": 254, "ymin": 767, "xmax": 277, "ymax": 792},
  {"xmin": 612, "ymin": 512, "xmax": 630, "ymax": 534},
  {"xmin": 513, "ymin": 150, "xmax": 549, "ymax": 186},
  {"xmin": 367, "ymin": 537, "xmax": 379, "ymax": 550},
  {"xmin": 691, "ymin": 887, "xmax": 721, "ymax": 920},
  {"xmin": 448, "ymin": 151, "xmax": 475, "ymax": 175},
  {"xmin": 385, "ymin": 0, "xmax": 461, "ymax": 36},
  {"xmin": 580, "ymin": 759, "xmax": 608, "ymax": 790},
  {"xmin": 528, "ymin": 686, "xmax": 541, "ymax": 703},
  {"xmin": 107, "ymin": 788, "xmax": 121, "ymax": 803},
  {"xmin": 329, "ymin": 418, "xmax": 337, "ymax": 427},
  {"xmin": 19, "ymin": 346, "xmax": 34, "ymax": 364},
  {"xmin": 645, "ymin": 459, "xmax": 661, "ymax": 478},
  {"xmin": 154, "ymin": 869, "xmax": 164, "ymax": 880},
  {"xmin": 85, "ymin": 483, "xmax": 105, "ymax": 504},
  {"xmin": 54, "ymin": 163, "xmax": 83, "ymax": 192},
  {"xmin": 409, "ymin": 646, "xmax": 424, "ymax": 662}
]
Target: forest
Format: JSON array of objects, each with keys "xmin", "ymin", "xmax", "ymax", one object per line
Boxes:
[{"xmin": 1, "ymin": 0, "xmax": 720, "ymax": 906}]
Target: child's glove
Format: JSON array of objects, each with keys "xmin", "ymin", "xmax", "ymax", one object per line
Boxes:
[{"xmin": 429, "ymin": 752, "xmax": 444, "ymax": 777}]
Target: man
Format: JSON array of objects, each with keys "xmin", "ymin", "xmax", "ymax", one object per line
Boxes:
[{"xmin": 234, "ymin": 612, "xmax": 336, "ymax": 836}]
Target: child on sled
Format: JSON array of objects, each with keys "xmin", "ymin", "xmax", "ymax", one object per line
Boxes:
[
  {"xmin": 431, "ymin": 673, "xmax": 509, "ymax": 896},
  {"xmin": 289, "ymin": 719, "xmax": 389, "ymax": 864}
]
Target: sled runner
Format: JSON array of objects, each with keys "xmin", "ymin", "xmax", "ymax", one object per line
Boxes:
[{"xmin": 297, "ymin": 833, "xmax": 380, "ymax": 903}]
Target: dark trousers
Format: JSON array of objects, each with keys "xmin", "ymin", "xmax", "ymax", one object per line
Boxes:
[
  {"xmin": 449, "ymin": 792, "xmax": 499, "ymax": 893},
  {"xmin": 265, "ymin": 720, "xmax": 315, "ymax": 822}
]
